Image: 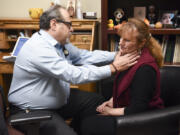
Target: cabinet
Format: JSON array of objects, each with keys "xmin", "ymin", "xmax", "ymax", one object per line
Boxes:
[
  {"xmin": 69, "ymin": 19, "xmax": 98, "ymax": 92},
  {"xmin": 0, "ymin": 18, "xmax": 39, "ymax": 50},
  {"xmin": 0, "ymin": 18, "xmax": 98, "ymax": 97},
  {"xmin": 0, "ymin": 18, "xmax": 97, "ymax": 51},
  {"xmin": 101, "ymin": 0, "xmax": 180, "ymax": 65},
  {"xmin": 70, "ymin": 19, "xmax": 97, "ymax": 51}
]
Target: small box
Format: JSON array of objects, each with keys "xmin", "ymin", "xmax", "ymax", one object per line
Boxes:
[{"xmin": 83, "ymin": 12, "xmax": 97, "ymax": 19}]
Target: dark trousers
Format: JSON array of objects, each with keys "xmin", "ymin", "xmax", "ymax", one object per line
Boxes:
[
  {"xmin": 11, "ymin": 89, "xmax": 105, "ymax": 135},
  {"xmin": 0, "ymin": 108, "xmax": 8, "ymax": 135}
]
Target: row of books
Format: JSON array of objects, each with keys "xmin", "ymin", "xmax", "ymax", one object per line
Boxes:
[
  {"xmin": 161, "ymin": 35, "xmax": 180, "ymax": 63},
  {"xmin": 110, "ymin": 35, "xmax": 180, "ymax": 64}
]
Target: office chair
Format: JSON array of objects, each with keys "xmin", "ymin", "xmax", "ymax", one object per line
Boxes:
[{"xmin": 0, "ymin": 86, "xmax": 52, "ymax": 135}]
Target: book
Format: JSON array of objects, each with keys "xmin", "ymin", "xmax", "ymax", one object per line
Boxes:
[
  {"xmin": 169, "ymin": 36, "xmax": 176, "ymax": 62},
  {"xmin": 162, "ymin": 35, "xmax": 169, "ymax": 59},
  {"xmin": 173, "ymin": 36, "xmax": 180, "ymax": 63}
]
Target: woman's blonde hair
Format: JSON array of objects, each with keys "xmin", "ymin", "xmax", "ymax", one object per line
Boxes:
[{"xmin": 118, "ymin": 18, "xmax": 163, "ymax": 67}]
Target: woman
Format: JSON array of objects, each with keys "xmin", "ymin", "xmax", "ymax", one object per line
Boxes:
[{"xmin": 81, "ymin": 18, "xmax": 164, "ymax": 135}]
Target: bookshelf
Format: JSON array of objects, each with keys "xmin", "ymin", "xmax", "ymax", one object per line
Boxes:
[{"xmin": 101, "ymin": 0, "xmax": 180, "ymax": 65}]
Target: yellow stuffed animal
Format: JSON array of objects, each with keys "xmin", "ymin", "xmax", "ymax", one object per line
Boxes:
[{"xmin": 107, "ymin": 19, "xmax": 114, "ymax": 28}]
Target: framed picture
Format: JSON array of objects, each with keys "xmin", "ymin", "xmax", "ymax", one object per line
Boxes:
[
  {"xmin": 159, "ymin": 10, "xmax": 178, "ymax": 26},
  {"xmin": 67, "ymin": 0, "xmax": 76, "ymax": 18},
  {"xmin": 134, "ymin": 7, "xmax": 146, "ymax": 20}
]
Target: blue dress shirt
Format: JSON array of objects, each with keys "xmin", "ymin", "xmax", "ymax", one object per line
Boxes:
[{"xmin": 8, "ymin": 30, "xmax": 115, "ymax": 109}]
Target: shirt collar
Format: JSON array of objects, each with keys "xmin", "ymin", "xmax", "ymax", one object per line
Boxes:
[{"xmin": 39, "ymin": 29, "xmax": 61, "ymax": 47}]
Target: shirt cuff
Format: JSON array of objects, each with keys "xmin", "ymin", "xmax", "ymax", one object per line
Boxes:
[{"xmin": 99, "ymin": 65, "xmax": 112, "ymax": 78}]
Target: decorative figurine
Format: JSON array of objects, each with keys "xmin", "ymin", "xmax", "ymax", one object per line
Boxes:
[
  {"xmin": 114, "ymin": 8, "xmax": 126, "ymax": 25},
  {"xmin": 107, "ymin": 19, "xmax": 114, "ymax": 28},
  {"xmin": 148, "ymin": 5, "xmax": 156, "ymax": 26},
  {"xmin": 51, "ymin": 0, "xmax": 61, "ymax": 6},
  {"xmin": 67, "ymin": 0, "xmax": 76, "ymax": 18},
  {"xmin": 172, "ymin": 11, "xmax": 180, "ymax": 28},
  {"xmin": 144, "ymin": 18, "xmax": 150, "ymax": 26},
  {"xmin": 114, "ymin": 21, "xmax": 126, "ymax": 30},
  {"xmin": 155, "ymin": 21, "xmax": 163, "ymax": 28}
]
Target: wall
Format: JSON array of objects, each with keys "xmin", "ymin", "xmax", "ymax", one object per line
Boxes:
[
  {"xmin": 0, "ymin": 0, "xmax": 101, "ymax": 18},
  {"xmin": 0, "ymin": 0, "xmax": 102, "ymax": 49}
]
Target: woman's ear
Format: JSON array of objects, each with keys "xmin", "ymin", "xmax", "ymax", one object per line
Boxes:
[{"xmin": 139, "ymin": 39, "xmax": 146, "ymax": 49}]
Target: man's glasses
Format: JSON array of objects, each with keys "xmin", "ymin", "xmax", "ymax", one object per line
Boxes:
[{"xmin": 56, "ymin": 19, "xmax": 72, "ymax": 29}]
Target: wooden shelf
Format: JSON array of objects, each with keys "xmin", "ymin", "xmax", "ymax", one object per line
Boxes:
[
  {"xmin": 164, "ymin": 63, "xmax": 180, "ymax": 66},
  {"xmin": 101, "ymin": 0, "xmax": 180, "ymax": 50},
  {"xmin": 107, "ymin": 29, "xmax": 117, "ymax": 34},
  {"xmin": 6, "ymin": 39, "xmax": 17, "ymax": 42},
  {"xmin": 107, "ymin": 28, "xmax": 180, "ymax": 35},
  {"xmin": 150, "ymin": 28, "xmax": 180, "ymax": 35}
]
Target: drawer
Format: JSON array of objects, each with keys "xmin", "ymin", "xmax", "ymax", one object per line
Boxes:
[
  {"xmin": 73, "ymin": 43, "xmax": 91, "ymax": 50},
  {"xmin": 0, "ymin": 62, "xmax": 13, "ymax": 74},
  {"xmin": 0, "ymin": 40, "xmax": 4, "ymax": 46},
  {"xmin": 0, "ymin": 32, "xmax": 4, "ymax": 40},
  {"xmin": 72, "ymin": 21, "xmax": 94, "ymax": 30},
  {"xmin": 70, "ymin": 34, "xmax": 92, "ymax": 44},
  {"xmin": 0, "ymin": 40, "xmax": 8, "ymax": 49}
]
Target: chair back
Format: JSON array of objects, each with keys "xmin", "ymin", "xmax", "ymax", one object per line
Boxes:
[
  {"xmin": 0, "ymin": 86, "xmax": 9, "ymax": 135},
  {"xmin": 160, "ymin": 66, "xmax": 180, "ymax": 107},
  {"xmin": 0, "ymin": 86, "xmax": 6, "ymax": 115}
]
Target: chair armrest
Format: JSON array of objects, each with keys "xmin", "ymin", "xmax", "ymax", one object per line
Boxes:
[
  {"xmin": 9, "ymin": 110, "xmax": 52, "ymax": 125},
  {"xmin": 115, "ymin": 105, "xmax": 180, "ymax": 135}
]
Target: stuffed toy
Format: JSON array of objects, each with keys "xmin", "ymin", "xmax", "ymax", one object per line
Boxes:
[
  {"xmin": 114, "ymin": 8, "xmax": 126, "ymax": 25},
  {"xmin": 107, "ymin": 19, "xmax": 114, "ymax": 28}
]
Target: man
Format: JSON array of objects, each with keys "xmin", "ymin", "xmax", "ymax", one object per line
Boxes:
[{"xmin": 8, "ymin": 5, "xmax": 139, "ymax": 135}]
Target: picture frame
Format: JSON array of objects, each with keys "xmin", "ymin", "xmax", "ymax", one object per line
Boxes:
[
  {"xmin": 134, "ymin": 7, "xmax": 146, "ymax": 20},
  {"xmin": 67, "ymin": 0, "xmax": 76, "ymax": 18},
  {"xmin": 159, "ymin": 10, "xmax": 178, "ymax": 27}
]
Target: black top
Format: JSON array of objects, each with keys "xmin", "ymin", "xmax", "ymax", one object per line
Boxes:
[{"xmin": 121, "ymin": 65, "xmax": 156, "ymax": 115}]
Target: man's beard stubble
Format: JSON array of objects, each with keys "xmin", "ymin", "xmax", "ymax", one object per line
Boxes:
[{"xmin": 60, "ymin": 38, "xmax": 70, "ymax": 45}]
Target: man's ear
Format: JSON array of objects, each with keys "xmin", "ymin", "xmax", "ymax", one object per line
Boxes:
[{"xmin": 50, "ymin": 19, "xmax": 57, "ymax": 31}]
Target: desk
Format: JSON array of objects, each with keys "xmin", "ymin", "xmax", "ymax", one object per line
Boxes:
[{"xmin": 0, "ymin": 53, "xmax": 13, "ymax": 99}]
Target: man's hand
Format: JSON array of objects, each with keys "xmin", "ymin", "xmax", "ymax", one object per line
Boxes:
[{"xmin": 110, "ymin": 51, "xmax": 140, "ymax": 73}]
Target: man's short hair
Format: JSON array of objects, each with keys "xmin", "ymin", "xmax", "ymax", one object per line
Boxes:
[{"xmin": 39, "ymin": 5, "xmax": 65, "ymax": 30}]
